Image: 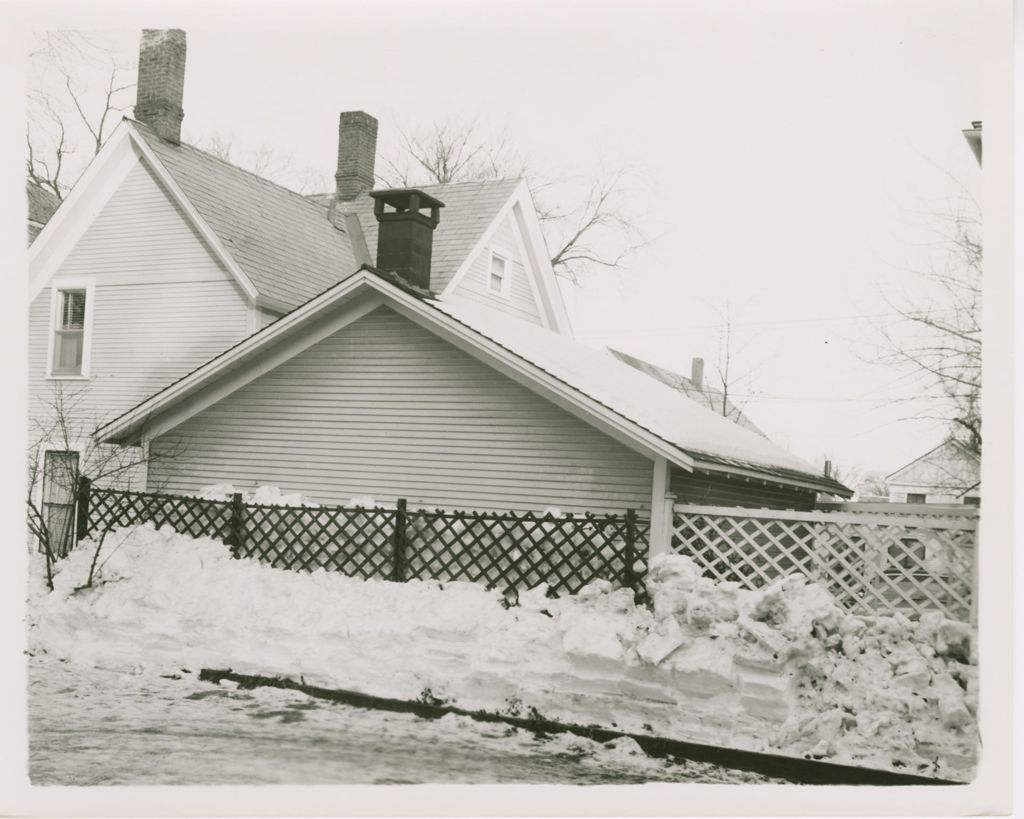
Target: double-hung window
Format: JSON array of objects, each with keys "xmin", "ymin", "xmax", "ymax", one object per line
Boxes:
[
  {"xmin": 488, "ymin": 251, "xmax": 511, "ymax": 298},
  {"xmin": 48, "ymin": 279, "xmax": 94, "ymax": 378}
]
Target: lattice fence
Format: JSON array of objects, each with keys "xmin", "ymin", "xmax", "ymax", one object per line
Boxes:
[
  {"xmin": 80, "ymin": 485, "xmax": 644, "ymax": 597},
  {"xmin": 84, "ymin": 486, "xmax": 234, "ymax": 543},
  {"xmin": 406, "ymin": 507, "xmax": 645, "ymax": 596},
  {"xmin": 670, "ymin": 503, "xmax": 977, "ymax": 621}
]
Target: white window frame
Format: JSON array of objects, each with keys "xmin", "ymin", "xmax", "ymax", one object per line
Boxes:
[
  {"xmin": 487, "ymin": 249, "xmax": 512, "ymax": 299},
  {"xmin": 46, "ymin": 277, "xmax": 96, "ymax": 380}
]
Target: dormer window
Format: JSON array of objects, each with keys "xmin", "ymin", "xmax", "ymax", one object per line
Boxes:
[
  {"xmin": 48, "ymin": 278, "xmax": 95, "ymax": 379},
  {"xmin": 488, "ymin": 250, "xmax": 510, "ymax": 298}
]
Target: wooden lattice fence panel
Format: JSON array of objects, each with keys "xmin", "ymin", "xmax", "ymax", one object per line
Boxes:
[
  {"xmin": 80, "ymin": 487, "xmax": 646, "ymax": 597},
  {"xmin": 406, "ymin": 509, "xmax": 643, "ymax": 596},
  {"xmin": 671, "ymin": 504, "xmax": 976, "ymax": 621},
  {"xmin": 85, "ymin": 487, "xmax": 234, "ymax": 542},
  {"xmin": 236, "ymin": 503, "xmax": 396, "ymax": 578}
]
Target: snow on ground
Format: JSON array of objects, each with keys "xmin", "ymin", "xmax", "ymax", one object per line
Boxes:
[
  {"xmin": 28, "ymin": 524, "xmax": 978, "ymax": 781},
  {"xmin": 30, "ymin": 656, "xmax": 776, "ymax": 785}
]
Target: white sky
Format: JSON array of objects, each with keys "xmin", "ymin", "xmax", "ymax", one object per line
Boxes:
[{"xmin": 19, "ymin": 0, "xmax": 991, "ymax": 480}]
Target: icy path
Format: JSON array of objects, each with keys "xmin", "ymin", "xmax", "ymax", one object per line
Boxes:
[{"xmin": 27, "ymin": 657, "xmax": 777, "ymax": 785}]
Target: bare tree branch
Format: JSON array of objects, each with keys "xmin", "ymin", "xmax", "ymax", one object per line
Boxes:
[{"xmin": 379, "ymin": 117, "xmax": 651, "ymax": 282}]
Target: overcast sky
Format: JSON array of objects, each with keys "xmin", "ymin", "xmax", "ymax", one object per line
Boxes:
[{"xmin": 19, "ymin": 0, "xmax": 992, "ymax": 480}]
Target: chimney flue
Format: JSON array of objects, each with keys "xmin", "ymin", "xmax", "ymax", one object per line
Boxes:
[
  {"xmin": 691, "ymin": 357, "xmax": 704, "ymax": 389},
  {"xmin": 370, "ymin": 189, "xmax": 445, "ymax": 290},
  {"xmin": 336, "ymin": 111, "xmax": 378, "ymax": 201},
  {"xmin": 134, "ymin": 29, "xmax": 186, "ymax": 144}
]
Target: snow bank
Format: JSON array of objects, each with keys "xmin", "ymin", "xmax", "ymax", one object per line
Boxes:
[
  {"xmin": 28, "ymin": 527, "xmax": 977, "ymax": 780},
  {"xmin": 196, "ymin": 484, "xmax": 319, "ymax": 507}
]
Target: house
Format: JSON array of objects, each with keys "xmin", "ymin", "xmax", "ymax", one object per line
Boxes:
[
  {"xmin": 30, "ymin": 29, "xmax": 850, "ymax": 555},
  {"xmin": 886, "ymin": 440, "xmax": 980, "ymax": 506},
  {"xmin": 26, "ymin": 180, "xmax": 60, "ymax": 244},
  {"xmin": 607, "ymin": 349, "xmax": 768, "ymax": 438}
]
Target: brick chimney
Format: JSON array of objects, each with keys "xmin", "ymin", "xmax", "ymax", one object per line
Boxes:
[
  {"xmin": 690, "ymin": 357, "xmax": 704, "ymax": 389},
  {"xmin": 134, "ymin": 29, "xmax": 187, "ymax": 144},
  {"xmin": 336, "ymin": 111, "xmax": 378, "ymax": 201},
  {"xmin": 370, "ymin": 189, "xmax": 445, "ymax": 290}
]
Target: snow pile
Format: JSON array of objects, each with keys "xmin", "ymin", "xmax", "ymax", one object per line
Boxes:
[
  {"xmin": 196, "ymin": 484, "xmax": 318, "ymax": 507},
  {"xmin": 28, "ymin": 527, "xmax": 977, "ymax": 780}
]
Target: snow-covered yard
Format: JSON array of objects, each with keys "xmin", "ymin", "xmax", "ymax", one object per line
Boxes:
[
  {"xmin": 30, "ymin": 656, "xmax": 773, "ymax": 785},
  {"xmin": 27, "ymin": 522, "xmax": 979, "ymax": 784}
]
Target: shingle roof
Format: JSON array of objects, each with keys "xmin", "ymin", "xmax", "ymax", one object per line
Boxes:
[
  {"xmin": 27, "ymin": 180, "xmax": 60, "ymax": 241},
  {"xmin": 135, "ymin": 117, "xmax": 521, "ymax": 309},
  {"xmin": 607, "ymin": 348, "xmax": 768, "ymax": 439},
  {"xmin": 132, "ymin": 120, "xmax": 360, "ymax": 308},
  {"xmin": 307, "ymin": 178, "xmax": 521, "ymax": 290}
]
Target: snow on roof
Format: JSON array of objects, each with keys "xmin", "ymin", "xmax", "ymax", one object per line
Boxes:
[{"xmin": 434, "ymin": 295, "xmax": 827, "ymax": 480}]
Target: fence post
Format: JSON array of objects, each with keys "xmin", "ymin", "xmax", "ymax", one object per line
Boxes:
[
  {"xmin": 391, "ymin": 498, "xmax": 408, "ymax": 582},
  {"xmin": 623, "ymin": 508, "xmax": 638, "ymax": 593},
  {"xmin": 228, "ymin": 492, "xmax": 245, "ymax": 558},
  {"xmin": 74, "ymin": 476, "xmax": 92, "ymax": 544}
]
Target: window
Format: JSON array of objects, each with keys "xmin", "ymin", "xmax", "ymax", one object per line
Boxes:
[
  {"xmin": 42, "ymin": 450, "xmax": 79, "ymax": 558},
  {"xmin": 48, "ymin": 279, "xmax": 94, "ymax": 378},
  {"xmin": 488, "ymin": 251, "xmax": 510, "ymax": 297},
  {"xmin": 963, "ymin": 496, "xmax": 980, "ymax": 507},
  {"xmin": 906, "ymin": 493, "xmax": 927, "ymax": 504}
]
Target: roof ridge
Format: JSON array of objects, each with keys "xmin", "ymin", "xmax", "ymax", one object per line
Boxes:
[{"xmin": 129, "ymin": 118, "xmax": 331, "ymax": 214}]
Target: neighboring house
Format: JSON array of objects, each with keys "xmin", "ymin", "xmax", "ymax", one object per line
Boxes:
[
  {"xmin": 886, "ymin": 440, "xmax": 980, "ymax": 506},
  {"xmin": 30, "ymin": 29, "xmax": 851, "ymax": 555},
  {"xmin": 607, "ymin": 349, "xmax": 768, "ymax": 438},
  {"xmin": 27, "ymin": 180, "xmax": 60, "ymax": 244}
]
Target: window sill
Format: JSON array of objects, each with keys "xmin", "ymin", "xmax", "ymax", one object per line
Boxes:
[{"xmin": 46, "ymin": 375, "xmax": 91, "ymax": 382}]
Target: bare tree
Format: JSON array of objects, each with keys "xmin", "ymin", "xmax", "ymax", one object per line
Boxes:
[
  {"xmin": 701, "ymin": 302, "xmax": 762, "ymax": 425},
  {"xmin": 27, "ymin": 31, "xmax": 136, "ymax": 201},
  {"xmin": 378, "ymin": 117, "xmax": 651, "ymax": 283},
  {"xmin": 27, "ymin": 382, "xmax": 178, "ymax": 591},
  {"xmin": 872, "ymin": 200, "xmax": 982, "ymax": 456}
]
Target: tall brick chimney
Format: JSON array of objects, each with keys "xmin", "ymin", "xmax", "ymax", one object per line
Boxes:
[
  {"xmin": 336, "ymin": 111, "xmax": 378, "ymax": 201},
  {"xmin": 134, "ymin": 29, "xmax": 186, "ymax": 144},
  {"xmin": 370, "ymin": 189, "xmax": 445, "ymax": 290}
]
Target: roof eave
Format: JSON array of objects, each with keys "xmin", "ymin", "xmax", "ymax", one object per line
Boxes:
[{"xmin": 688, "ymin": 458, "xmax": 854, "ymax": 498}]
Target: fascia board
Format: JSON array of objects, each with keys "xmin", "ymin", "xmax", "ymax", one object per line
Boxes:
[
  {"xmin": 28, "ymin": 124, "xmax": 139, "ymax": 302},
  {"xmin": 97, "ymin": 270, "xmax": 378, "ymax": 443},
  {"xmin": 123, "ymin": 122, "xmax": 260, "ymax": 302}
]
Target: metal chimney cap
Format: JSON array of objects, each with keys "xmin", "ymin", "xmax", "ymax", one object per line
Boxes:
[{"xmin": 369, "ymin": 189, "xmax": 446, "ymax": 212}]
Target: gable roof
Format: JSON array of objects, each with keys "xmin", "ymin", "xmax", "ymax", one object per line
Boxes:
[
  {"xmin": 607, "ymin": 348, "xmax": 768, "ymax": 439},
  {"xmin": 132, "ymin": 120, "xmax": 360, "ymax": 310},
  {"xmin": 886, "ymin": 439, "xmax": 981, "ymax": 485},
  {"xmin": 307, "ymin": 178, "xmax": 521, "ymax": 291},
  {"xmin": 132, "ymin": 116, "xmax": 525, "ymax": 311},
  {"xmin": 97, "ymin": 267, "xmax": 851, "ymax": 497}
]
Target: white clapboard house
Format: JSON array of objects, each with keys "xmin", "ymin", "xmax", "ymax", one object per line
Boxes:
[{"xmin": 28, "ymin": 29, "xmax": 850, "ymax": 555}]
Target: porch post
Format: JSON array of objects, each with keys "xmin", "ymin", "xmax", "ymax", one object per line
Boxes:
[{"xmin": 649, "ymin": 455, "xmax": 672, "ymax": 558}]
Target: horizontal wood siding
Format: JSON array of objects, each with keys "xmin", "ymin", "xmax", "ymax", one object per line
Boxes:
[
  {"xmin": 28, "ymin": 157, "xmax": 251, "ymax": 441},
  {"xmin": 150, "ymin": 306, "xmax": 652, "ymax": 513},
  {"xmin": 450, "ymin": 213, "xmax": 544, "ymax": 325},
  {"xmin": 671, "ymin": 467, "xmax": 817, "ymax": 511}
]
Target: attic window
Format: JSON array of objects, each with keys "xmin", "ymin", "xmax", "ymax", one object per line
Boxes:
[
  {"xmin": 48, "ymin": 279, "xmax": 95, "ymax": 379},
  {"xmin": 488, "ymin": 251, "xmax": 510, "ymax": 297}
]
